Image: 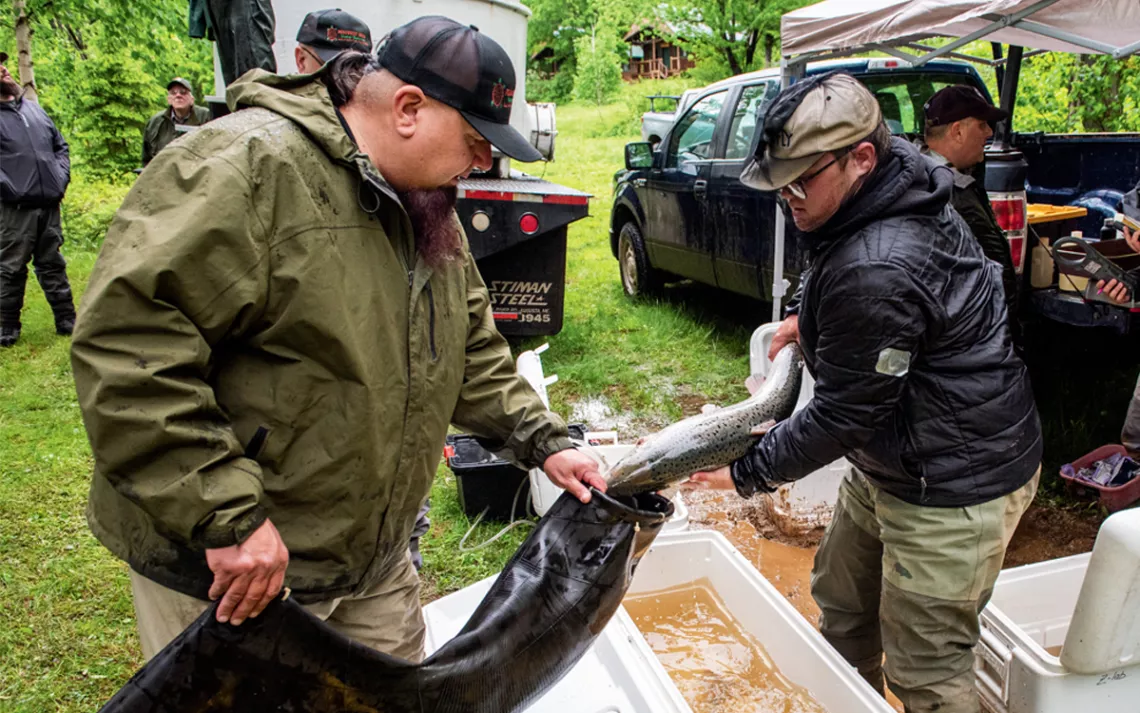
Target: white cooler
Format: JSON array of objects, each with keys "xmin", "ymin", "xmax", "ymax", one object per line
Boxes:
[{"xmin": 975, "ymin": 508, "xmax": 1140, "ymax": 713}]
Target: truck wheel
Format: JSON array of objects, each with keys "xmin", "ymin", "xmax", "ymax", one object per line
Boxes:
[{"xmin": 618, "ymin": 222, "xmax": 660, "ymax": 297}]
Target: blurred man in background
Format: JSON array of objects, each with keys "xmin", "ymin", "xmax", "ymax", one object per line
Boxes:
[{"xmin": 142, "ymin": 77, "xmax": 212, "ymax": 166}]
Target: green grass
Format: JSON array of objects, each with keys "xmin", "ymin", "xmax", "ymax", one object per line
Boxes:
[{"xmin": 1, "ymin": 100, "xmax": 1136, "ymax": 711}]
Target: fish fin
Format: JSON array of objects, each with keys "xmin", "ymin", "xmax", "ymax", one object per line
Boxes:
[
  {"xmin": 750, "ymin": 419, "xmax": 777, "ymax": 436},
  {"xmin": 745, "ymin": 374, "xmax": 764, "ymax": 395}
]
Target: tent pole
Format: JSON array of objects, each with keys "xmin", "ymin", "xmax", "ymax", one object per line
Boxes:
[
  {"xmin": 994, "ymin": 45, "xmax": 1023, "ymax": 151},
  {"xmin": 992, "ymin": 43, "xmax": 1005, "ymax": 91},
  {"xmin": 771, "ymin": 60, "xmax": 800, "ymax": 324}
]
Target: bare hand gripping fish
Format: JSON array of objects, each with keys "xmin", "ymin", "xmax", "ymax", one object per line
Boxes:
[{"xmin": 605, "ymin": 343, "xmax": 804, "ymax": 495}]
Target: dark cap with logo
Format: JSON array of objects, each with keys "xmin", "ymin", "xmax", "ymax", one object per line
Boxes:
[
  {"xmin": 167, "ymin": 77, "xmax": 193, "ymax": 93},
  {"xmin": 297, "ymin": 8, "xmax": 373, "ymax": 63},
  {"xmin": 924, "ymin": 85, "xmax": 1008, "ymax": 128},
  {"xmin": 377, "ymin": 15, "xmax": 541, "ymax": 163}
]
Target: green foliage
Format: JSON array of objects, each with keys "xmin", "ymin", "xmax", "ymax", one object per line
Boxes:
[
  {"xmin": 68, "ymin": 49, "xmax": 158, "ymax": 179},
  {"xmin": 526, "ymin": 68, "xmax": 576, "ymax": 104},
  {"xmin": 61, "ymin": 177, "xmax": 134, "ymax": 252},
  {"xmin": 0, "ymin": 0, "xmax": 215, "ymax": 182},
  {"xmin": 572, "ymin": 21, "xmax": 623, "ymax": 105},
  {"xmin": 662, "ymin": 0, "xmax": 811, "ymax": 76},
  {"xmin": 1014, "ymin": 53, "xmax": 1140, "ymax": 133}
]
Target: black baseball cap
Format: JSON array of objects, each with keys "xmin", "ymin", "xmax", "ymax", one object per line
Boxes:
[
  {"xmin": 167, "ymin": 77, "xmax": 193, "ymax": 93},
  {"xmin": 924, "ymin": 85, "xmax": 1008, "ymax": 127},
  {"xmin": 297, "ymin": 9, "xmax": 373, "ymax": 63},
  {"xmin": 377, "ymin": 15, "xmax": 541, "ymax": 163}
]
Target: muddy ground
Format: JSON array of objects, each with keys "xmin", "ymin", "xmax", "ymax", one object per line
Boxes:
[{"xmin": 681, "ymin": 487, "xmax": 1104, "ymax": 622}]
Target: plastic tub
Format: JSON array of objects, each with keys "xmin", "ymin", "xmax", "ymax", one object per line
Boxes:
[
  {"xmin": 423, "ymin": 576, "xmax": 690, "ymax": 713},
  {"xmin": 975, "ymin": 508, "xmax": 1140, "ymax": 713},
  {"xmin": 423, "ymin": 529, "xmax": 893, "ymax": 712},
  {"xmin": 629, "ymin": 530, "xmax": 895, "ymax": 712},
  {"xmin": 1059, "ymin": 444, "xmax": 1140, "ymax": 512}
]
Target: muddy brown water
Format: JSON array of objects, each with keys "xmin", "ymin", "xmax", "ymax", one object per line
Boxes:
[
  {"xmin": 625, "ymin": 579, "xmax": 827, "ymax": 713},
  {"xmin": 677, "ymin": 489, "xmax": 1100, "ymax": 712}
]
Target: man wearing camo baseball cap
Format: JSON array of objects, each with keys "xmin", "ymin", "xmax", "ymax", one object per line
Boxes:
[{"xmin": 692, "ymin": 72, "xmax": 1042, "ymax": 713}]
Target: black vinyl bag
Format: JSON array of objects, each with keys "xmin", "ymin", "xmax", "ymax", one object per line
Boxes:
[{"xmin": 100, "ymin": 489, "xmax": 674, "ymax": 713}]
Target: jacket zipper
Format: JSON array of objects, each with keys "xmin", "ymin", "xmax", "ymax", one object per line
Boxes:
[
  {"xmin": 919, "ymin": 477, "xmax": 928, "ymax": 503},
  {"xmin": 426, "ymin": 282, "xmax": 437, "ymax": 361}
]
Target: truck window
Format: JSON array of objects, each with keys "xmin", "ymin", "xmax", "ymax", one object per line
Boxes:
[
  {"xmin": 860, "ymin": 74, "xmax": 987, "ymax": 135},
  {"xmin": 667, "ymin": 91, "xmax": 727, "ymax": 168},
  {"xmin": 725, "ymin": 83, "xmax": 778, "ymax": 160}
]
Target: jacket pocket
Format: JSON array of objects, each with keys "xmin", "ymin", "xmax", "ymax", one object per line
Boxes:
[{"xmin": 244, "ymin": 425, "xmax": 271, "ymax": 461}]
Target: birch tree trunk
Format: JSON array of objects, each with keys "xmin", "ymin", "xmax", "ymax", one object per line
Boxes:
[{"xmin": 13, "ymin": 0, "xmax": 38, "ymax": 103}]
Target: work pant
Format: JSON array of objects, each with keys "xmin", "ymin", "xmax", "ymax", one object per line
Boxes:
[
  {"xmin": 409, "ymin": 498, "xmax": 431, "ymax": 571},
  {"xmin": 1124, "ymin": 372, "xmax": 1140, "ymax": 456},
  {"xmin": 0, "ymin": 203, "xmax": 75, "ymax": 329},
  {"xmin": 128, "ymin": 553, "xmax": 425, "ymax": 663},
  {"xmin": 811, "ymin": 467, "xmax": 1039, "ymax": 713},
  {"xmin": 206, "ymin": 0, "xmax": 276, "ymax": 86}
]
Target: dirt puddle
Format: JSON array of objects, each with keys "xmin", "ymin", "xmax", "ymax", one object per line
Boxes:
[{"xmin": 625, "ymin": 578, "xmax": 827, "ymax": 713}]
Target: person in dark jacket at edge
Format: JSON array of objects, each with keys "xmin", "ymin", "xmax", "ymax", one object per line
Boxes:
[
  {"xmin": 915, "ymin": 85, "xmax": 1023, "ymax": 349},
  {"xmin": 188, "ymin": 0, "xmax": 276, "ymax": 86},
  {"xmin": 685, "ymin": 73, "xmax": 1043, "ymax": 713},
  {"xmin": 142, "ymin": 78, "xmax": 212, "ymax": 167},
  {"xmin": 0, "ymin": 51, "xmax": 77, "ymax": 348}
]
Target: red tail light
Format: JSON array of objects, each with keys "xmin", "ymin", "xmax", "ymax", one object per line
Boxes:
[{"xmin": 988, "ymin": 191, "xmax": 1028, "ymax": 274}]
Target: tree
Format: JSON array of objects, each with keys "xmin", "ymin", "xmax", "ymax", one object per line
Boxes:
[
  {"xmin": 661, "ymin": 0, "xmax": 811, "ymax": 76},
  {"xmin": 524, "ymin": 0, "xmax": 640, "ymax": 101},
  {"xmin": 12, "ymin": 0, "xmax": 36, "ymax": 101},
  {"xmin": 572, "ymin": 18, "xmax": 622, "ymax": 105},
  {"xmin": 0, "ymin": 0, "xmax": 215, "ymax": 176}
]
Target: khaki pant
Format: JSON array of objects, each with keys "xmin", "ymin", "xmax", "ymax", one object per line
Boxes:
[
  {"xmin": 129, "ymin": 554, "xmax": 426, "ymax": 663},
  {"xmin": 812, "ymin": 467, "xmax": 1039, "ymax": 713}
]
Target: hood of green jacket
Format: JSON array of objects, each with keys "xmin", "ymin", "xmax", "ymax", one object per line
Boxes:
[{"xmin": 227, "ymin": 70, "xmax": 358, "ymax": 167}]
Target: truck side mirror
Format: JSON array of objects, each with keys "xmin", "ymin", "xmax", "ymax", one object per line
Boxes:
[{"xmin": 625, "ymin": 142, "xmax": 654, "ymax": 170}]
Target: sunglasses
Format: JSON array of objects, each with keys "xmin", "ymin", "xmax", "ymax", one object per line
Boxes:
[{"xmin": 782, "ymin": 149, "xmax": 850, "ymax": 200}]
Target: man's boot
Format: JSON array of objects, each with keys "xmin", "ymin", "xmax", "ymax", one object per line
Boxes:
[
  {"xmin": 0, "ymin": 324, "xmax": 20, "ymax": 348},
  {"xmin": 49, "ymin": 293, "xmax": 76, "ymax": 336}
]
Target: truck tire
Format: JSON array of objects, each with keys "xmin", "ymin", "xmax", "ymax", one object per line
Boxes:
[{"xmin": 618, "ymin": 221, "xmax": 661, "ymax": 297}]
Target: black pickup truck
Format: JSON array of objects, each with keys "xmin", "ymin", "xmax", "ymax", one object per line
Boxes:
[{"xmin": 611, "ymin": 58, "xmax": 1140, "ymax": 333}]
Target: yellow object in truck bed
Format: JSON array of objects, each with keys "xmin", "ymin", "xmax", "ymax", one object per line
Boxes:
[{"xmin": 1026, "ymin": 204, "xmax": 1088, "ymax": 225}]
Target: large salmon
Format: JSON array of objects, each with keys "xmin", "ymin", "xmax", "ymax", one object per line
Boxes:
[{"xmin": 605, "ymin": 343, "xmax": 804, "ymax": 495}]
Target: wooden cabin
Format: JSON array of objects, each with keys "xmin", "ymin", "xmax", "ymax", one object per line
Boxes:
[{"xmin": 622, "ymin": 23, "xmax": 694, "ymax": 80}]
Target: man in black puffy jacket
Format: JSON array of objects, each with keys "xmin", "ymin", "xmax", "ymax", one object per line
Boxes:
[
  {"xmin": 691, "ymin": 73, "xmax": 1042, "ymax": 713},
  {"xmin": 0, "ymin": 52, "xmax": 76, "ymax": 347}
]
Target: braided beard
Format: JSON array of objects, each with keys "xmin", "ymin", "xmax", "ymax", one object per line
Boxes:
[{"xmin": 399, "ymin": 186, "xmax": 462, "ymax": 269}]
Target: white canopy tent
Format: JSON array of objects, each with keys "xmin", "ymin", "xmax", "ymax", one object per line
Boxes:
[{"xmin": 766, "ymin": 0, "xmax": 1140, "ymax": 320}]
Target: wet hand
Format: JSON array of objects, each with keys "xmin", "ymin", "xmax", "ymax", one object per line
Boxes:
[
  {"xmin": 205, "ymin": 518, "xmax": 289, "ymax": 625},
  {"xmin": 767, "ymin": 315, "xmax": 800, "ymax": 362},
  {"xmin": 543, "ymin": 448, "xmax": 607, "ymax": 503},
  {"xmin": 683, "ymin": 466, "xmax": 734, "ymax": 491},
  {"xmin": 1096, "ymin": 278, "xmax": 1131, "ymax": 304},
  {"xmin": 1124, "ymin": 225, "xmax": 1140, "ymax": 254}
]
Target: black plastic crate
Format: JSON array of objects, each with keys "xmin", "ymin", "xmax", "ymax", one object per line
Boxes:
[{"xmin": 445, "ymin": 425, "xmax": 585, "ymax": 522}]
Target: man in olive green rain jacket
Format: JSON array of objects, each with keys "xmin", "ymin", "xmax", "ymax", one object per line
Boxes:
[{"xmin": 72, "ymin": 19, "xmax": 602, "ymax": 663}]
